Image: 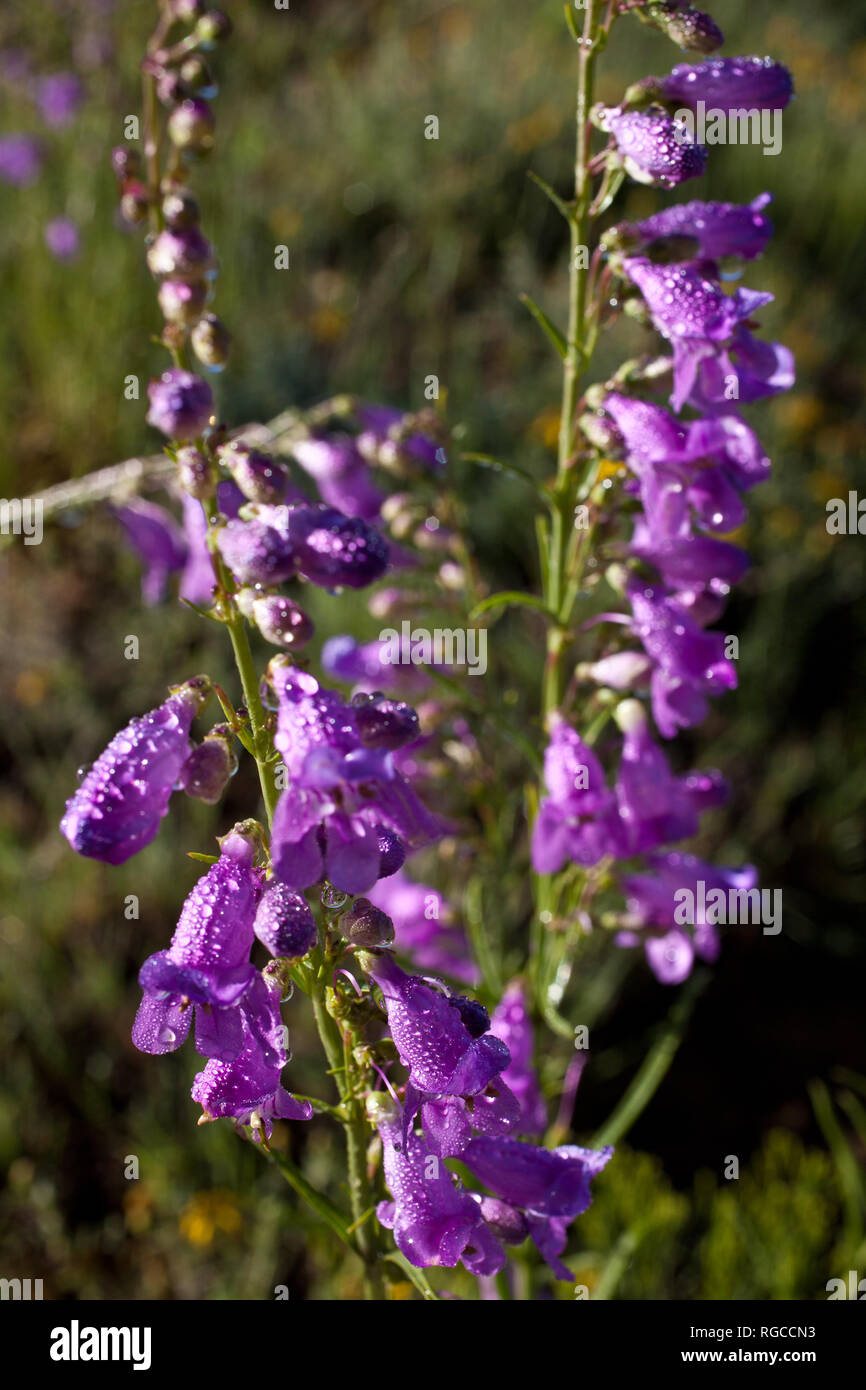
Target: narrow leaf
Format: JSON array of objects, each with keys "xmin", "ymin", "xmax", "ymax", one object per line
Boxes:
[{"xmin": 519, "ymin": 292, "xmax": 568, "ymax": 360}]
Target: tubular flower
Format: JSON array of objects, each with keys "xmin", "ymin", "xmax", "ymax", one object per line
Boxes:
[
  {"xmin": 60, "ymin": 677, "xmax": 210, "ymax": 864},
  {"xmin": 597, "ymin": 106, "xmax": 707, "ymax": 187},
  {"xmin": 659, "ymin": 56, "xmax": 794, "ymax": 111},
  {"xmin": 489, "ymin": 982, "xmax": 547, "ymax": 1136},
  {"xmin": 132, "ymin": 826, "xmax": 264, "ymax": 1060}
]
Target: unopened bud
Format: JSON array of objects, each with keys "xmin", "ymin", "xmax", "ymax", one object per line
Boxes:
[
  {"xmin": 168, "ymin": 97, "xmax": 215, "ymax": 154},
  {"xmin": 176, "ymin": 445, "xmax": 215, "ymax": 499},
  {"xmin": 146, "ymin": 226, "xmax": 213, "ymax": 279},
  {"xmin": 217, "ymin": 441, "xmax": 288, "ymax": 502},
  {"xmin": 250, "ymin": 594, "xmax": 314, "ymax": 649},
  {"xmin": 181, "ymin": 724, "xmax": 237, "ymax": 804},
  {"xmin": 179, "ymin": 55, "xmax": 218, "ymax": 98},
  {"xmin": 579, "ymin": 412, "xmax": 623, "ymax": 456},
  {"xmin": 162, "ymin": 188, "xmax": 200, "ymax": 229},
  {"xmin": 111, "ymin": 146, "xmax": 141, "ymax": 181},
  {"xmin": 158, "ymin": 277, "xmax": 209, "ymax": 325},
  {"xmin": 338, "ymin": 898, "xmax": 395, "ymax": 949},
  {"xmin": 191, "ymin": 312, "xmax": 231, "ymax": 369},
  {"xmin": 119, "ymin": 181, "xmax": 150, "ymax": 225},
  {"xmin": 195, "ymin": 10, "xmax": 232, "ymax": 45},
  {"xmin": 646, "ymin": 3, "xmax": 724, "ymax": 54}
]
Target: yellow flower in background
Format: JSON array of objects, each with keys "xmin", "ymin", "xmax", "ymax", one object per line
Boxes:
[
  {"xmin": 807, "ymin": 468, "xmax": 849, "ymax": 504},
  {"xmin": 506, "ymin": 103, "xmax": 562, "ymax": 155},
  {"xmin": 179, "ymin": 1190, "xmax": 242, "ymax": 1248},
  {"xmin": 529, "ymin": 406, "xmax": 560, "ymax": 450}
]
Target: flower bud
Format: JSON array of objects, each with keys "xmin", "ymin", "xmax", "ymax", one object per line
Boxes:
[
  {"xmin": 579, "ymin": 411, "xmax": 624, "ymax": 456},
  {"xmin": 645, "ymin": 3, "xmax": 724, "ymax": 54},
  {"xmin": 146, "ymin": 226, "xmax": 213, "ymax": 279},
  {"xmin": 111, "ymin": 145, "xmax": 141, "ymax": 181},
  {"xmin": 162, "ymin": 188, "xmax": 200, "ymax": 229},
  {"xmin": 176, "ymin": 445, "xmax": 214, "ymax": 499},
  {"xmin": 250, "ymin": 594, "xmax": 314, "ymax": 649},
  {"xmin": 351, "ymin": 692, "xmax": 420, "ymax": 751},
  {"xmin": 179, "ymin": 55, "xmax": 218, "ymax": 98},
  {"xmin": 167, "ymin": 97, "xmax": 215, "ymax": 154},
  {"xmin": 119, "ymin": 181, "xmax": 150, "ymax": 226},
  {"xmin": 180, "ymin": 724, "xmax": 237, "ymax": 804},
  {"xmin": 146, "ymin": 368, "xmax": 214, "ymax": 440},
  {"xmin": 338, "ymin": 898, "xmax": 395, "ymax": 949},
  {"xmin": 158, "ymin": 277, "xmax": 209, "ymax": 325},
  {"xmin": 191, "ymin": 311, "xmax": 231, "ymax": 369},
  {"xmin": 437, "ymin": 561, "xmax": 465, "ymax": 591},
  {"xmin": 195, "ymin": 10, "xmax": 232, "ymax": 45},
  {"xmin": 254, "ymin": 881, "xmax": 317, "ymax": 958},
  {"xmin": 217, "ymin": 442, "xmax": 288, "ymax": 502}
]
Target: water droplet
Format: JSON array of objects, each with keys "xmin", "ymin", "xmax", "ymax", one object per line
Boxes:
[{"xmin": 158, "ymin": 1026, "xmax": 176, "ymax": 1045}]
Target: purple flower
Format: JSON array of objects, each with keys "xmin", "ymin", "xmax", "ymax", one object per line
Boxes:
[
  {"xmin": 626, "ymin": 580, "xmax": 737, "ymax": 737},
  {"xmin": 598, "ymin": 106, "xmax": 706, "ymax": 187},
  {"xmin": 633, "ymin": 193, "xmax": 773, "ymax": 262},
  {"xmin": 253, "ymin": 881, "xmax": 317, "ymax": 958},
  {"xmin": 37, "ymin": 73, "xmax": 83, "ymax": 127},
  {"xmin": 0, "ymin": 133, "xmax": 41, "ymax": 185},
  {"xmin": 617, "ymin": 850, "xmax": 757, "ymax": 983},
  {"xmin": 460, "ymin": 1136, "xmax": 613, "ymax": 1281},
  {"xmin": 531, "ymin": 716, "xmax": 616, "ymax": 874},
  {"xmin": 146, "ymin": 368, "xmax": 214, "ymax": 441},
  {"xmin": 370, "ymin": 1095, "xmax": 503, "ymax": 1273},
  {"xmin": 623, "ymin": 256, "xmax": 779, "ymax": 412},
  {"xmin": 604, "ymin": 392, "xmax": 771, "ymax": 498},
  {"xmin": 367, "ymin": 868, "xmax": 478, "ymax": 983},
  {"xmin": 111, "ymin": 498, "xmax": 187, "ymax": 604},
  {"xmin": 489, "ymin": 982, "xmax": 547, "ymax": 1136},
  {"xmin": 192, "ymin": 974, "xmax": 313, "ymax": 1139},
  {"xmin": 269, "ymin": 663, "xmax": 442, "ymax": 894},
  {"xmin": 356, "ymin": 404, "xmax": 444, "ymax": 472},
  {"xmin": 288, "ymin": 504, "xmax": 389, "ymax": 590},
  {"xmin": 290, "ymin": 436, "xmax": 384, "ymax": 520},
  {"xmin": 60, "ymin": 678, "xmax": 209, "ymax": 864},
  {"xmin": 133, "ymin": 827, "xmax": 264, "ymax": 1059},
  {"xmin": 361, "ymin": 952, "xmax": 510, "ymax": 1099},
  {"xmin": 216, "ymin": 505, "xmax": 297, "ymax": 586},
  {"xmin": 660, "ymin": 56, "xmax": 794, "ymax": 112},
  {"xmin": 44, "ymin": 216, "xmax": 80, "ymax": 262},
  {"xmin": 611, "ymin": 701, "xmax": 699, "ymax": 854}
]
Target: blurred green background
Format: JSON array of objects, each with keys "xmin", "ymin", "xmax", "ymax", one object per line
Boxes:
[{"xmin": 1, "ymin": 0, "xmax": 864, "ymax": 1299}]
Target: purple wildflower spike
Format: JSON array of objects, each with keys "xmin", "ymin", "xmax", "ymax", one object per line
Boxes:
[
  {"xmin": 60, "ymin": 677, "xmax": 210, "ymax": 864},
  {"xmin": 132, "ymin": 824, "xmax": 264, "ymax": 1060}
]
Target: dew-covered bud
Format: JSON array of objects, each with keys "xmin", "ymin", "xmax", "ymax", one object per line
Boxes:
[
  {"xmin": 180, "ymin": 724, "xmax": 237, "ymax": 804},
  {"xmin": 645, "ymin": 3, "xmax": 724, "ymax": 54},
  {"xmin": 176, "ymin": 445, "xmax": 214, "ymax": 499},
  {"xmin": 146, "ymin": 368, "xmax": 214, "ymax": 440},
  {"xmin": 338, "ymin": 898, "xmax": 395, "ymax": 949},
  {"xmin": 162, "ymin": 187, "xmax": 200, "ymax": 229},
  {"xmin": 146, "ymin": 226, "xmax": 213, "ymax": 279},
  {"xmin": 352, "ymin": 692, "xmax": 420, "ymax": 751},
  {"xmin": 217, "ymin": 441, "xmax": 288, "ymax": 503},
  {"xmin": 288, "ymin": 505, "xmax": 389, "ymax": 590},
  {"xmin": 179, "ymin": 55, "xmax": 218, "ymax": 98},
  {"xmin": 111, "ymin": 145, "xmax": 141, "ymax": 181},
  {"xmin": 191, "ymin": 311, "xmax": 231, "ymax": 369},
  {"xmin": 254, "ymin": 881, "xmax": 317, "ymax": 958},
  {"xmin": 216, "ymin": 509, "xmax": 297, "ymax": 586},
  {"xmin": 158, "ymin": 277, "xmax": 208, "ymax": 325},
  {"xmin": 119, "ymin": 181, "xmax": 150, "ymax": 226},
  {"xmin": 250, "ymin": 594, "xmax": 314, "ymax": 649},
  {"xmin": 168, "ymin": 97, "xmax": 215, "ymax": 154},
  {"xmin": 196, "ymin": 10, "xmax": 232, "ymax": 45}
]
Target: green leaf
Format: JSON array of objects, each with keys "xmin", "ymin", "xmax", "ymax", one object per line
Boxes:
[
  {"xmin": 469, "ymin": 590, "xmax": 558, "ymax": 623},
  {"xmin": 527, "ymin": 168, "xmax": 573, "ymax": 223},
  {"xmin": 266, "ymin": 1146, "xmax": 358, "ymax": 1254},
  {"xmin": 187, "ymin": 852, "xmax": 219, "ymax": 863},
  {"xmin": 461, "ymin": 451, "xmax": 546, "ymax": 497},
  {"xmin": 384, "ymin": 1252, "xmax": 440, "ymax": 1300},
  {"xmin": 519, "ymin": 292, "xmax": 568, "ymax": 360}
]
